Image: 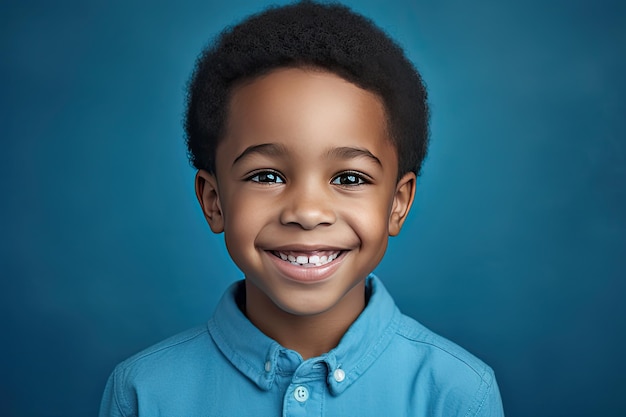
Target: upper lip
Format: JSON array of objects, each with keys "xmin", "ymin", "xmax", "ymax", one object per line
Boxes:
[{"xmin": 266, "ymin": 244, "xmax": 348, "ymax": 253}]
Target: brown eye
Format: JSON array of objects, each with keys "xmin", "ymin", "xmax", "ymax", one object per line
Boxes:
[
  {"xmin": 248, "ymin": 171, "xmax": 285, "ymax": 184},
  {"xmin": 331, "ymin": 172, "xmax": 367, "ymax": 186}
]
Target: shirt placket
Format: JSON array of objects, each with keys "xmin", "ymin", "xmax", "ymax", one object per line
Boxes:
[{"xmin": 281, "ymin": 359, "xmax": 328, "ymax": 417}]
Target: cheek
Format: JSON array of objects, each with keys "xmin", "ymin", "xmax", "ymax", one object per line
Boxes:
[
  {"xmin": 346, "ymin": 195, "xmax": 394, "ymax": 240},
  {"xmin": 349, "ymin": 211, "xmax": 390, "ymax": 272},
  {"xmin": 221, "ymin": 196, "xmax": 256, "ymax": 255}
]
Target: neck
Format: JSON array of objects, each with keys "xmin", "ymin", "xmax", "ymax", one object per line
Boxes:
[{"xmin": 244, "ymin": 281, "xmax": 366, "ymax": 360}]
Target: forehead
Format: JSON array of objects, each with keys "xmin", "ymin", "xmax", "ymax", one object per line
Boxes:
[{"xmin": 219, "ymin": 67, "xmax": 396, "ymax": 166}]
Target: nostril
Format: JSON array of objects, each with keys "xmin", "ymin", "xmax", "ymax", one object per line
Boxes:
[{"xmin": 279, "ymin": 206, "xmax": 336, "ymax": 229}]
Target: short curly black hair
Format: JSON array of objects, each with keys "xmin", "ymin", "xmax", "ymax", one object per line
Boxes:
[{"xmin": 185, "ymin": 1, "xmax": 429, "ymax": 179}]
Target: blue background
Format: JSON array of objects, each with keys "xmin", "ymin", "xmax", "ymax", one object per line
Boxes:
[{"xmin": 1, "ymin": 0, "xmax": 625, "ymax": 416}]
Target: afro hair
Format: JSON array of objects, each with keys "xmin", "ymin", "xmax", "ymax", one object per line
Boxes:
[{"xmin": 185, "ymin": 1, "xmax": 429, "ymax": 179}]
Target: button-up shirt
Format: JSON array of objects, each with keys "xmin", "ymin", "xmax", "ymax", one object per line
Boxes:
[{"xmin": 99, "ymin": 275, "xmax": 504, "ymax": 416}]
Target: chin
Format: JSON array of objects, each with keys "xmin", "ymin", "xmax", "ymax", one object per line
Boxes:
[{"xmin": 274, "ymin": 296, "xmax": 338, "ymax": 317}]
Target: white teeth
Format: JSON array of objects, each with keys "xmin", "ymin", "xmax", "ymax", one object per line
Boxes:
[{"xmin": 275, "ymin": 251, "xmax": 340, "ymax": 266}]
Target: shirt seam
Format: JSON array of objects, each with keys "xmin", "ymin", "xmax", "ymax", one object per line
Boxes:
[
  {"xmin": 464, "ymin": 366, "xmax": 494, "ymax": 417},
  {"xmin": 347, "ymin": 309, "xmax": 400, "ymax": 382},
  {"xmin": 114, "ymin": 327, "xmax": 207, "ymax": 417},
  {"xmin": 113, "ymin": 364, "xmax": 132, "ymax": 417},
  {"xmin": 208, "ymin": 317, "xmax": 267, "ymax": 385},
  {"xmin": 396, "ymin": 330, "xmax": 490, "ymax": 383},
  {"xmin": 120, "ymin": 326, "xmax": 207, "ymax": 369}
]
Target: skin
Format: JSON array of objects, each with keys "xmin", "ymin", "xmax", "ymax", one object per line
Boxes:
[{"xmin": 196, "ymin": 67, "xmax": 416, "ymax": 359}]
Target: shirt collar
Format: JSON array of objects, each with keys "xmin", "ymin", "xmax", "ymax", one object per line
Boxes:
[{"xmin": 207, "ymin": 274, "xmax": 400, "ymax": 395}]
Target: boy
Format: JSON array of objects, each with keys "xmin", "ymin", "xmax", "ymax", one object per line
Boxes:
[{"xmin": 100, "ymin": 2, "xmax": 504, "ymax": 416}]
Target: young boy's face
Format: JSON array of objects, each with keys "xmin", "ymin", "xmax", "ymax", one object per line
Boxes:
[{"xmin": 196, "ymin": 67, "xmax": 415, "ymax": 319}]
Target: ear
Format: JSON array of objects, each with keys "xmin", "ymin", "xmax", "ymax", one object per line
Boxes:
[
  {"xmin": 388, "ymin": 172, "xmax": 416, "ymax": 236},
  {"xmin": 195, "ymin": 170, "xmax": 224, "ymax": 233}
]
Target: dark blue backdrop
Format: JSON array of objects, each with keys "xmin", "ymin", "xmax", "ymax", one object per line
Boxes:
[{"xmin": 1, "ymin": 1, "xmax": 625, "ymax": 416}]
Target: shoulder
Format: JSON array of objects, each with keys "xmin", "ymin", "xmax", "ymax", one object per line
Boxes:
[
  {"xmin": 388, "ymin": 314, "xmax": 504, "ymax": 416},
  {"xmin": 111, "ymin": 325, "xmax": 219, "ymax": 388},
  {"xmin": 117, "ymin": 325, "xmax": 211, "ymax": 370},
  {"xmin": 394, "ymin": 314, "xmax": 493, "ymax": 380},
  {"xmin": 100, "ymin": 325, "xmax": 218, "ymax": 417}
]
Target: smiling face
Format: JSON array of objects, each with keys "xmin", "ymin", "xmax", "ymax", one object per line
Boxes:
[{"xmin": 196, "ymin": 67, "xmax": 415, "ymax": 327}]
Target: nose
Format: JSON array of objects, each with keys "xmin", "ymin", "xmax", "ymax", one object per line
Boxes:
[{"xmin": 279, "ymin": 183, "xmax": 336, "ymax": 230}]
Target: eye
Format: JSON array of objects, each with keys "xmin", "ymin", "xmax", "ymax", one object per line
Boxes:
[
  {"xmin": 247, "ymin": 171, "xmax": 285, "ymax": 184},
  {"xmin": 331, "ymin": 171, "xmax": 368, "ymax": 186}
]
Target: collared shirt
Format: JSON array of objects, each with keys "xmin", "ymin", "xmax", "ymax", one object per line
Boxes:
[{"xmin": 99, "ymin": 275, "xmax": 504, "ymax": 416}]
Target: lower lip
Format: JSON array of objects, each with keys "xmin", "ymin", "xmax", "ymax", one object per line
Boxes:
[{"xmin": 265, "ymin": 251, "xmax": 346, "ymax": 283}]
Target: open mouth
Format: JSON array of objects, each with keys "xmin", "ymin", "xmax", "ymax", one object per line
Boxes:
[{"xmin": 271, "ymin": 250, "xmax": 343, "ymax": 267}]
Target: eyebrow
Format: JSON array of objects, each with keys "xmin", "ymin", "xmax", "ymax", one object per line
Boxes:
[
  {"xmin": 232, "ymin": 143, "xmax": 289, "ymax": 166},
  {"xmin": 232, "ymin": 143, "xmax": 382, "ymax": 167},
  {"xmin": 325, "ymin": 146, "xmax": 382, "ymax": 167}
]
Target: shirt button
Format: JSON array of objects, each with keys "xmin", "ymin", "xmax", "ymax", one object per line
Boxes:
[
  {"xmin": 333, "ymin": 368, "xmax": 345, "ymax": 382},
  {"xmin": 293, "ymin": 385, "xmax": 309, "ymax": 403},
  {"xmin": 264, "ymin": 361, "xmax": 271, "ymax": 372}
]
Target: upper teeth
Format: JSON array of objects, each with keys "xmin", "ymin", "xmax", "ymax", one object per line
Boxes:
[{"xmin": 277, "ymin": 252, "xmax": 339, "ymax": 266}]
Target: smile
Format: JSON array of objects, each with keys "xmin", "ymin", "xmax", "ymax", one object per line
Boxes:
[{"xmin": 272, "ymin": 250, "xmax": 342, "ymax": 267}]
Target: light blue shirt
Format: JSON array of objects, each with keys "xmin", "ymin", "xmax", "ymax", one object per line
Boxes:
[{"xmin": 99, "ymin": 275, "xmax": 504, "ymax": 416}]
